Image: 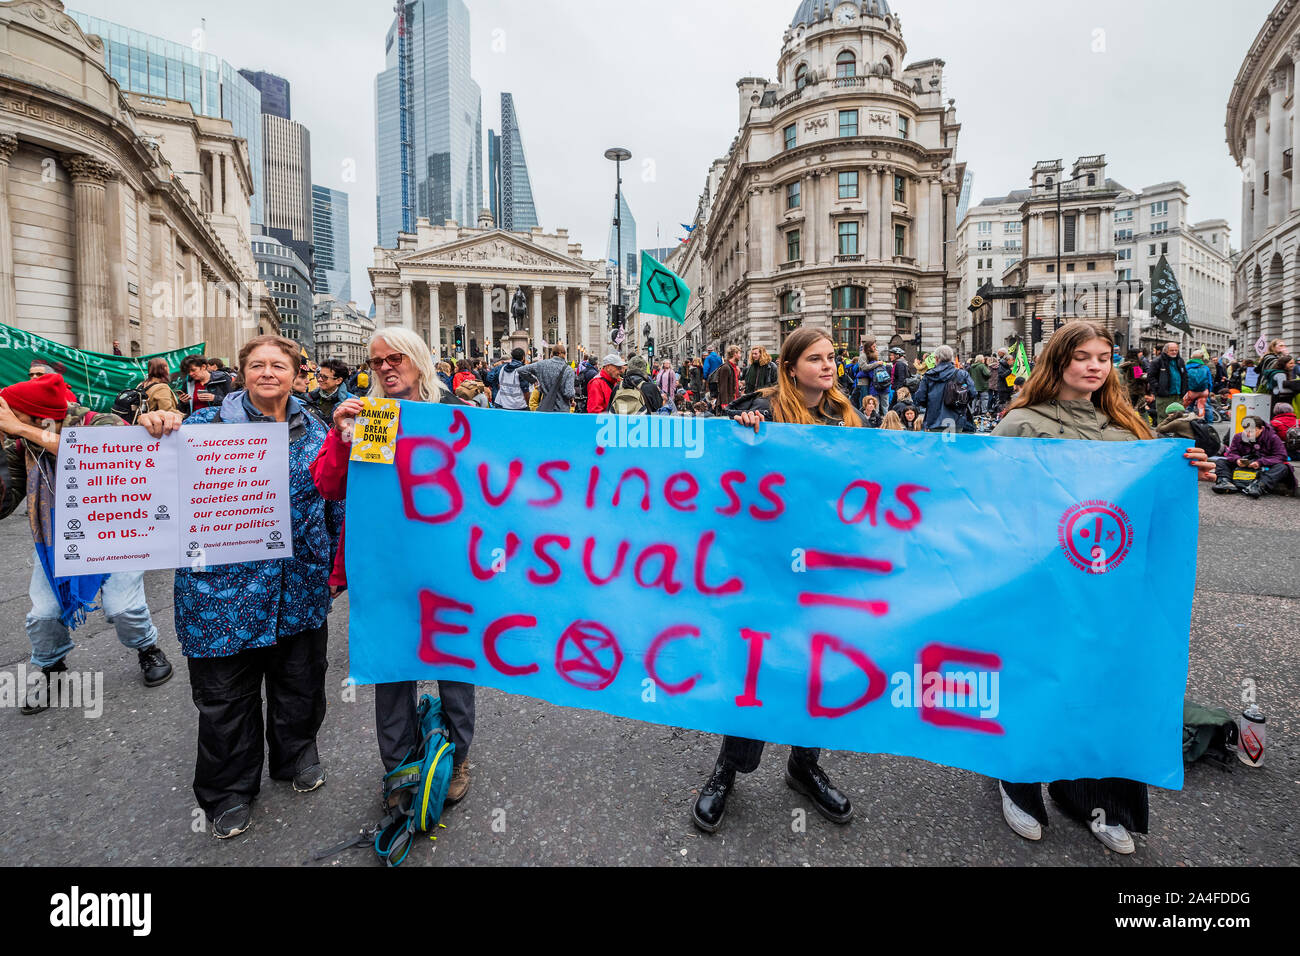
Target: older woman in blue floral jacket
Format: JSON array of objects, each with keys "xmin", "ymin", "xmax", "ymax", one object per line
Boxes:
[{"xmin": 139, "ymin": 335, "xmax": 342, "ymax": 840}]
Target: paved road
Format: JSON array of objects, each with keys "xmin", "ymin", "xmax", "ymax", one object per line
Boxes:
[{"xmin": 0, "ymin": 482, "xmax": 1295, "ymax": 867}]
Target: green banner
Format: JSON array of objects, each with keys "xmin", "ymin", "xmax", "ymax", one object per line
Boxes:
[{"xmin": 0, "ymin": 322, "xmax": 205, "ymax": 412}]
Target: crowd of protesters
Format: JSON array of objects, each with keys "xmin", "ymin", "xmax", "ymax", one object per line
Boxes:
[{"xmin": 0, "ymin": 321, "xmax": 1291, "ymax": 854}]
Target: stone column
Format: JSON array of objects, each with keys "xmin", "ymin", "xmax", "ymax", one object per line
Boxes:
[
  {"xmin": 531, "ymin": 286, "xmax": 544, "ymax": 352},
  {"xmin": 580, "ymin": 289, "xmax": 591, "ymax": 355},
  {"xmin": 62, "ymin": 154, "xmax": 115, "ymax": 353},
  {"xmin": 1254, "ymin": 93, "xmax": 1270, "ymax": 239},
  {"xmin": 1269, "ymin": 69, "xmax": 1288, "ymax": 226},
  {"xmin": 556, "ymin": 287, "xmax": 568, "ymax": 347},
  {"xmin": 880, "ymin": 167, "xmax": 894, "ymax": 259},
  {"xmin": 865, "ymin": 167, "xmax": 881, "ymax": 262},
  {"xmin": 929, "ymin": 179, "xmax": 943, "ymax": 268},
  {"xmin": 0, "ymin": 133, "xmax": 17, "ymax": 327},
  {"xmin": 400, "ymin": 279, "xmax": 414, "ymax": 330},
  {"xmin": 481, "ymin": 284, "xmax": 494, "ymax": 356},
  {"xmin": 917, "ymin": 176, "xmax": 931, "ymax": 269},
  {"xmin": 455, "ymin": 282, "xmax": 468, "ymax": 351},
  {"xmin": 429, "ymin": 282, "xmax": 441, "ymax": 359}
]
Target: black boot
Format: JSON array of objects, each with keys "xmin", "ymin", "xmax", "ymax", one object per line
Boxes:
[
  {"xmin": 138, "ymin": 644, "xmax": 173, "ymax": 687},
  {"xmin": 785, "ymin": 754, "xmax": 853, "ymax": 824},
  {"xmin": 21, "ymin": 659, "xmax": 68, "ymax": 715},
  {"xmin": 692, "ymin": 759, "xmax": 736, "ymax": 833},
  {"xmin": 1212, "ymin": 478, "xmax": 1237, "ymax": 494}
]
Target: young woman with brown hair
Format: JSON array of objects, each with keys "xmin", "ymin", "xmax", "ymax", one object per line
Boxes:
[
  {"xmin": 694, "ymin": 329, "xmax": 860, "ymax": 836},
  {"xmin": 731, "ymin": 327, "xmax": 863, "ymax": 429},
  {"xmin": 993, "ymin": 321, "xmax": 1210, "ymax": 855}
]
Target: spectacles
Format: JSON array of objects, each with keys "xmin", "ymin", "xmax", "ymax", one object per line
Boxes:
[{"xmin": 368, "ymin": 353, "xmax": 407, "ymax": 371}]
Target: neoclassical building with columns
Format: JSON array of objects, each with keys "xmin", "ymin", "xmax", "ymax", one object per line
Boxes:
[
  {"xmin": 369, "ymin": 215, "xmax": 610, "ymax": 362},
  {"xmin": 1227, "ymin": 0, "xmax": 1300, "ymax": 349},
  {"xmin": 0, "ymin": 0, "xmax": 276, "ymax": 360}
]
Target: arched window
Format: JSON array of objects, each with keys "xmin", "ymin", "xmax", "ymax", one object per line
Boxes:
[
  {"xmin": 1045, "ymin": 176, "xmax": 1054, "ymax": 188},
  {"xmin": 1087, "ymin": 173, "xmax": 1097, "ymax": 186},
  {"xmin": 881, "ymin": 55, "xmax": 893, "ymax": 76},
  {"xmin": 795, "ymin": 63, "xmax": 810, "ymax": 91},
  {"xmin": 836, "ymin": 51, "xmax": 857, "ymax": 79}
]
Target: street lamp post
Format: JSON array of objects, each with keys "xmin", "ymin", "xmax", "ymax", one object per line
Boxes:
[
  {"xmin": 605, "ymin": 147, "xmax": 632, "ymax": 353},
  {"xmin": 1035, "ymin": 171, "xmax": 1089, "ymax": 323}
]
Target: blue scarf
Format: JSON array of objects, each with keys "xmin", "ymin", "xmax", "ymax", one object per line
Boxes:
[{"xmin": 26, "ymin": 445, "xmax": 108, "ymax": 628}]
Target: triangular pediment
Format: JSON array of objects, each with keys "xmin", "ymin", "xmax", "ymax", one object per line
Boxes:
[{"xmin": 396, "ymin": 230, "xmax": 591, "ymax": 274}]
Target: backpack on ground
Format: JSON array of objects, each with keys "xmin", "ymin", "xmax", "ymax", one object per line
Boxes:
[
  {"xmin": 942, "ymin": 372, "xmax": 974, "ymax": 411},
  {"xmin": 1189, "ymin": 419, "xmax": 1223, "ymax": 457},
  {"xmin": 374, "ymin": 694, "xmax": 456, "ymax": 867},
  {"xmin": 1183, "ymin": 699, "xmax": 1237, "ymax": 766},
  {"xmin": 111, "ymin": 383, "xmax": 151, "ymax": 424},
  {"xmin": 609, "ymin": 383, "xmax": 648, "ymax": 415},
  {"xmin": 1287, "ymin": 427, "xmax": 1300, "ymax": 461}
]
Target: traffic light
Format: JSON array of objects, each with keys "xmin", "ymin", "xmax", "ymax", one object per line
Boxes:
[
  {"xmin": 610, "ymin": 304, "xmax": 626, "ymax": 329},
  {"xmin": 454, "ymin": 324, "xmax": 465, "ymax": 351},
  {"xmin": 1032, "ymin": 318, "xmax": 1044, "ymax": 343},
  {"xmin": 646, "ymin": 336, "xmax": 655, "ymax": 360}
]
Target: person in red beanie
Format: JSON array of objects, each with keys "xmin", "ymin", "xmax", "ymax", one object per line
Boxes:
[{"xmin": 0, "ymin": 374, "xmax": 172, "ymax": 712}]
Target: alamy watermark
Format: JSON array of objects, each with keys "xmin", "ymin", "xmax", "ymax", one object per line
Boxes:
[
  {"xmin": 595, "ymin": 414, "xmax": 705, "ymax": 460},
  {"xmin": 1, "ymin": 665, "xmax": 103, "ymax": 718}
]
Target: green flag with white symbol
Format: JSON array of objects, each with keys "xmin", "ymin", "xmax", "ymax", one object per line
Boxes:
[{"xmin": 638, "ymin": 251, "xmax": 691, "ymax": 325}]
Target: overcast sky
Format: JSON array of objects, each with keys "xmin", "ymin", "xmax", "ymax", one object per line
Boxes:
[{"xmin": 71, "ymin": 0, "xmax": 1273, "ymax": 311}]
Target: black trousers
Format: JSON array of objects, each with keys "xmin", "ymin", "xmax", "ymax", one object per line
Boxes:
[
  {"xmin": 1001, "ymin": 778, "xmax": 1149, "ymax": 834},
  {"xmin": 375, "ymin": 679, "xmax": 476, "ymax": 773},
  {"xmin": 186, "ymin": 624, "xmax": 329, "ymax": 817},
  {"xmin": 718, "ymin": 736, "xmax": 820, "ymax": 775},
  {"xmin": 1215, "ymin": 459, "xmax": 1296, "ymax": 494}
]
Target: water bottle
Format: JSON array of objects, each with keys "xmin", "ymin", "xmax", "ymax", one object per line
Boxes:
[{"xmin": 1238, "ymin": 705, "xmax": 1265, "ymax": 767}]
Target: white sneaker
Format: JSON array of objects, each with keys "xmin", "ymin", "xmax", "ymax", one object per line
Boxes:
[
  {"xmin": 999, "ymin": 784, "xmax": 1042, "ymax": 841},
  {"xmin": 1091, "ymin": 821, "xmax": 1136, "ymax": 855}
]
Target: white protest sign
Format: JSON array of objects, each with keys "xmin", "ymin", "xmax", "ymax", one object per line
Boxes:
[
  {"xmin": 54, "ymin": 423, "xmax": 292, "ymax": 576},
  {"xmin": 178, "ymin": 423, "xmax": 293, "ymax": 569},
  {"xmin": 55, "ymin": 427, "xmax": 179, "ymax": 577}
]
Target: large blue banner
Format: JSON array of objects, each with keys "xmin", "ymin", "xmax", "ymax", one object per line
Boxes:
[{"xmin": 346, "ymin": 405, "xmax": 1195, "ymax": 789}]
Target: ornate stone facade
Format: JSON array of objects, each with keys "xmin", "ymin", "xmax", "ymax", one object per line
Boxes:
[
  {"xmin": 1226, "ymin": 0, "xmax": 1300, "ymax": 349},
  {"xmin": 370, "ymin": 216, "xmax": 610, "ymax": 362},
  {"xmin": 0, "ymin": 0, "xmax": 275, "ymax": 360},
  {"xmin": 700, "ymin": 0, "xmax": 965, "ymax": 361}
]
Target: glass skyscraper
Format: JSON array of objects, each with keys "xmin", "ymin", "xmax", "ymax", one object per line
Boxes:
[
  {"xmin": 312, "ymin": 185, "xmax": 352, "ymax": 305},
  {"xmin": 607, "ymin": 194, "xmax": 639, "ymax": 282},
  {"xmin": 376, "ymin": 0, "xmax": 483, "ymax": 248},
  {"xmin": 489, "ymin": 93, "xmax": 538, "ymax": 232},
  {"xmin": 68, "ymin": 11, "xmax": 264, "ymax": 225},
  {"xmin": 239, "ymin": 69, "xmax": 291, "ymax": 120}
]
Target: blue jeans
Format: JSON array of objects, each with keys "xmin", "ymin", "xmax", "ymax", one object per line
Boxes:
[{"xmin": 26, "ymin": 549, "xmax": 159, "ymax": 668}]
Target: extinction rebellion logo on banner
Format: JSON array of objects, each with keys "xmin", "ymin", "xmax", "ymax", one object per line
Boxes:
[{"xmin": 1057, "ymin": 500, "xmax": 1133, "ymax": 575}]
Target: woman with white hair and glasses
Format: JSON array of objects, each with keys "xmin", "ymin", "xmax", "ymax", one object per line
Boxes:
[{"xmin": 310, "ymin": 328, "xmax": 476, "ymax": 812}]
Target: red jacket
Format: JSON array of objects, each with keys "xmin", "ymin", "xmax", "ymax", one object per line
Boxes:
[
  {"xmin": 587, "ymin": 370, "xmax": 619, "ymax": 414},
  {"xmin": 310, "ymin": 428, "xmax": 351, "ymax": 588},
  {"xmin": 1272, "ymin": 410, "xmax": 1297, "ymax": 438}
]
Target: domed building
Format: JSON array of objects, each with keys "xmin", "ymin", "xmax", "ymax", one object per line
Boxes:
[
  {"xmin": 1226, "ymin": 0, "xmax": 1300, "ymax": 351},
  {"xmin": 701, "ymin": 0, "xmax": 964, "ymax": 359}
]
